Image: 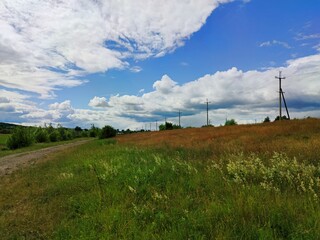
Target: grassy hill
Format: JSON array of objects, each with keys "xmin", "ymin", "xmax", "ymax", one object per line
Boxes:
[
  {"xmin": 1, "ymin": 118, "xmax": 320, "ymax": 239},
  {"xmin": 0, "ymin": 122, "xmax": 20, "ymax": 134}
]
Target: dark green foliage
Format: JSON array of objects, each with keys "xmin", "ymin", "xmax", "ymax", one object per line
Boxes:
[
  {"xmin": 34, "ymin": 127, "xmax": 49, "ymax": 143},
  {"xmin": 159, "ymin": 122, "xmax": 182, "ymax": 131},
  {"xmin": 201, "ymin": 124, "xmax": 214, "ymax": 128},
  {"xmin": 73, "ymin": 126, "xmax": 83, "ymax": 138},
  {"xmin": 274, "ymin": 115, "xmax": 289, "ymax": 121},
  {"xmin": 74, "ymin": 126, "xmax": 82, "ymax": 132},
  {"xmin": 6, "ymin": 127, "xmax": 34, "ymax": 149},
  {"xmin": 81, "ymin": 131, "xmax": 89, "ymax": 138},
  {"xmin": 225, "ymin": 119, "xmax": 238, "ymax": 126},
  {"xmin": 263, "ymin": 116, "xmax": 270, "ymax": 123},
  {"xmin": 49, "ymin": 130, "xmax": 60, "ymax": 142},
  {"xmin": 57, "ymin": 125, "xmax": 68, "ymax": 141},
  {"xmin": 0, "ymin": 122, "xmax": 19, "ymax": 134},
  {"xmin": 89, "ymin": 124, "xmax": 99, "ymax": 138},
  {"xmin": 99, "ymin": 125, "xmax": 116, "ymax": 139},
  {"xmin": 45, "ymin": 123, "xmax": 55, "ymax": 134}
]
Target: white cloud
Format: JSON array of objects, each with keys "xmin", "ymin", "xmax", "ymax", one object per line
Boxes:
[
  {"xmin": 259, "ymin": 40, "xmax": 291, "ymax": 49},
  {"xmin": 3, "ymin": 52, "xmax": 320, "ymax": 129},
  {"xmin": 85, "ymin": 53, "xmax": 320, "ymax": 128},
  {"xmin": 0, "ymin": 0, "xmax": 231, "ymax": 98},
  {"xmin": 49, "ymin": 100, "xmax": 73, "ymax": 111},
  {"xmin": 313, "ymin": 43, "xmax": 320, "ymax": 52},
  {"xmin": 295, "ymin": 33, "xmax": 320, "ymax": 41},
  {"xmin": 130, "ymin": 66, "xmax": 143, "ymax": 73},
  {"xmin": 152, "ymin": 75, "xmax": 178, "ymax": 94},
  {"xmin": 88, "ymin": 96, "xmax": 109, "ymax": 108}
]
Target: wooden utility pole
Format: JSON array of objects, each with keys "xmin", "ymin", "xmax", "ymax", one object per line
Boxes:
[
  {"xmin": 205, "ymin": 99, "xmax": 211, "ymax": 126},
  {"xmin": 178, "ymin": 110, "xmax": 181, "ymax": 127},
  {"xmin": 275, "ymin": 71, "xmax": 290, "ymax": 120},
  {"xmin": 275, "ymin": 71, "xmax": 285, "ymax": 121}
]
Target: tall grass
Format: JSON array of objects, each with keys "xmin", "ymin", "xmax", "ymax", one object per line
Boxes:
[
  {"xmin": 0, "ymin": 134, "xmax": 10, "ymax": 147},
  {"xmin": 1, "ymin": 125, "xmax": 320, "ymax": 239}
]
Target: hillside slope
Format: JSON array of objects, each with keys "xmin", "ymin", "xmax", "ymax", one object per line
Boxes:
[{"xmin": 117, "ymin": 118, "xmax": 320, "ymax": 162}]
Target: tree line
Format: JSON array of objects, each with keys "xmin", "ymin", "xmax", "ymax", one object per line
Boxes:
[{"xmin": 5, "ymin": 124, "xmax": 116, "ymax": 150}]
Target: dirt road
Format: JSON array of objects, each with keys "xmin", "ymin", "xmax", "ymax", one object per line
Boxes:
[{"xmin": 0, "ymin": 139, "xmax": 92, "ymax": 176}]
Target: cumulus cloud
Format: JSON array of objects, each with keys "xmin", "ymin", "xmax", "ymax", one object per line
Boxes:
[
  {"xmin": 0, "ymin": 0, "xmax": 231, "ymax": 98},
  {"xmin": 153, "ymin": 75, "xmax": 178, "ymax": 94},
  {"xmin": 86, "ymin": 53, "xmax": 320, "ymax": 127},
  {"xmin": 2, "ymin": 53, "xmax": 320, "ymax": 128},
  {"xmin": 88, "ymin": 96, "xmax": 109, "ymax": 108}
]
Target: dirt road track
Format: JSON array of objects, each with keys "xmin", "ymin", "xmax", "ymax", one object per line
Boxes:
[{"xmin": 0, "ymin": 139, "xmax": 92, "ymax": 176}]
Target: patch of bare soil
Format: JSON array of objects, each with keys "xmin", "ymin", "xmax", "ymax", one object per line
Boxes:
[{"xmin": 0, "ymin": 140, "xmax": 92, "ymax": 176}]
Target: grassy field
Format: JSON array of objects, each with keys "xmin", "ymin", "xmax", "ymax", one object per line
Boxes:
[{"xmin": 0, "ymin": 118, "xmax": 320, "ymax": 239}]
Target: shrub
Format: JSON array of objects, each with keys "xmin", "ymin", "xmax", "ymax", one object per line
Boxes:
[
  {"xmin": 81, "ymin": 131, "xmax": 89, "ymax": 138},
  {"xmin": 57, "ymin": 125, "xmax": 69, "ymax": 141},
  {"xmin": 6, "ymin": 127, "xmax": 34, "ymax": 149},
  {"xmin": 159, "ymin": 122, "xmax": 182, "ymax": 131},
  {"xmin": 225, "ymin": 119, "xmax": 237, "ymax": 126},
  {"xmin": 49, "ymin": 130, "xmax": 60, "ymax": 142},
  {"xmin": 274, "ymin": 115, "xmax": 289, "ymax": 121},
  {"xmin": 263, "ymin": 116, "xmax": 270, "ymax": 123},
  {"xmin": 99, "ymin": 125, "xmax": 116, "ymax": 139},
  {"xmin": 34, "ymin": 127, "xmax": 49, "ymax": 143}
]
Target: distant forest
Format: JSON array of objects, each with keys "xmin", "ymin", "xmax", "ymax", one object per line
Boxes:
[{"xmin": 0, "ymin": 122, "xmax": 19, "ymax": 134}]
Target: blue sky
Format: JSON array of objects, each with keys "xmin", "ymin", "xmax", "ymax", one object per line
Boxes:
[{"xmin": 0, "ymin": 0, "xmax": 320, "ymax": 129}]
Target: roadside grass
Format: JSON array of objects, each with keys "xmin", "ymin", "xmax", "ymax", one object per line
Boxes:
[
  {"xmin": 0, "ymin": 137, "xmax": 91, "ymax": 158},
  {"xmin": 1, "ymin": 118, "xmax": 320, "ymax": 240},
  {"xmin": 0, "ymin": 134, "xmax": 11, "ymax": 150}
]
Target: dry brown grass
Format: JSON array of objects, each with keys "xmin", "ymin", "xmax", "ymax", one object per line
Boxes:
[{"xmin": 117, "ymin": 118, "xmax": 320, "ymax": 162}]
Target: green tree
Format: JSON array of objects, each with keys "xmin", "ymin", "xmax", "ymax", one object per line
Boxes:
[
  {"xmin": 49, "ymin": 130, "xmax": 60, "ymax": 142},
  {"xmin": 274, "ymin": 115, "xmax": 289, "ymax": 121},
  {"xmin": 34, "ymin": 127, "xmax": 49, "ymax": 143},
  {"xmin": 263, "ymin": 116, "xmax": 270, "ymax": 123},
  {"xmin": 99, "ymin": 125, "xmax": 116, "ymax": 139},
  {"xmin": 6, "ymin": 127, "xmax": 34, "ymax": 150},
  {"xmin": 225, "ymin": 119, "xmax": 237, "ymax": 126},
  {"xmin": 89, "ymin": 124, "xmax": 99, "ymax": 137}
]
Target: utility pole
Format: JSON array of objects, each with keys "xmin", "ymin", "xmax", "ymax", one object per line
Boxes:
[
  {"xmin": 150, "ymin": 123, "xmax": 151, "ymax": 131},
  {"xmin": 156, "ymin": 121, "xmax": 158, "ymax": 131},
  {"xmin": 275, "ymin": 71, "xmax": 285, "ymax": 121},
  {"xmin": 205, "ymin": 99, "xmax": 211, "ymax": 126},
  {"xmin": 178, "ymin": 110, "xmax": 181, "ymax": 127}
]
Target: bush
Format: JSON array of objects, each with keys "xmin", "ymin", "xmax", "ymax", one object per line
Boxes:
[
  {"xmin": 34, "ymin": 127, "xmax": 49, "ymax": 143},
  {"xmin": 274, "ymin": 115, "xmax": 289, "ymax": 121},
  {"xmin": 159, "ymin": 122, "xmax": 182, "ymax": 131},
  {"xmin": 6, "ymin": 127, "xmax": 34, "ymax": 150},
  {"xmin": 49, "ymin": 130, "xmax": 60, "ymax": 142},
  {"xmin": 99, "ymin": 125, "xmax": 116, "ymax": 139},
  {"xmin": 225, "ymin": 119, "xmax": 237, "ymax": 126},
  {"xmin": 263, "ymin": 116, "xmax": 270, "ymax": 123}
]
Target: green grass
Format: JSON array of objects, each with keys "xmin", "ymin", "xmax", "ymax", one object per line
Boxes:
[
  {"xmin": 0, "ymin": 137, "xmax": 91, "ymax": 158},
  {"xmin": 0, "ymin": 134, "xmax": 10, "ymax": 149},
  {"xmin": 1, "ymin": 138, "xmax": 319, "ymax": 239}
]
